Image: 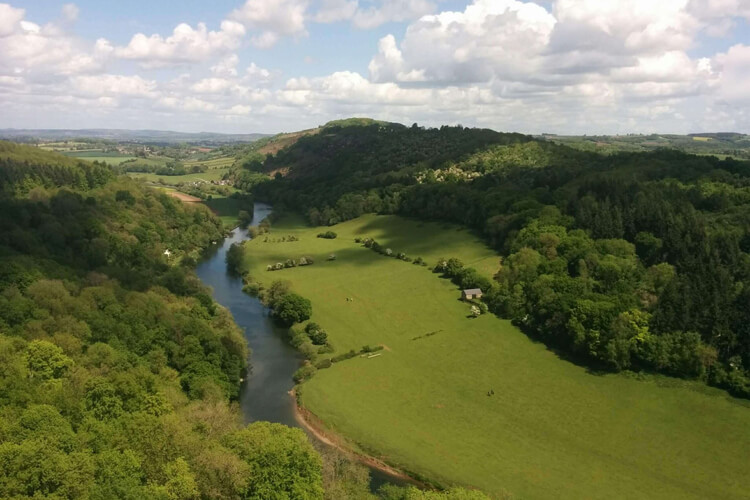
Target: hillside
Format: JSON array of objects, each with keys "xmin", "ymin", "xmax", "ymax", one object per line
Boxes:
[
  {"xmin": 0, "ymin": 141, "xmax": 489, "ymax": 499},
  {"xmin": 547, "ymin": 132, "xmax": 750, "ymax": 159},
  {"xmin": 0, "ymin": 143, "xmax": 328, "ymax": 498},
  {"xmin": 247, "ymin": 122, "xmax": 750, "ymax": 398},
  {"xmin": 238, "ymin": 213, "xmax": 750, "ymax": 499}
]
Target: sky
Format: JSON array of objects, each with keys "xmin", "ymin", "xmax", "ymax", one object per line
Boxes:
[{"xmin": 2, "ymin": 0, "xmax": 750, "ymax": 135}]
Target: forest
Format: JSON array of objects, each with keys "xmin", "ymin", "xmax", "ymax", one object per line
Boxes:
[
  {"xmin": 0, "ymin": 141, "xmax": 488, "ymax": 499},
  {"xmin": 250, "ymin": 122, "xmax": 750, "ymax": 398}
]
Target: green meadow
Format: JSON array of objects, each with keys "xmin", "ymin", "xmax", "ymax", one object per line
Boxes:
[
  {"xmin": 126, "ymin": 167, "xmax": 230, "ymax": 184},
  {"xmin": 241, "ymin": 214, "xmax": 750, "ymax": 500},
  {"xmin": 184, "ymin": 156, "xmax": 235, "ymax": 169},
  {"xmin": 64, "ymin": 151, "xmax": 137, "ymax": 165}
]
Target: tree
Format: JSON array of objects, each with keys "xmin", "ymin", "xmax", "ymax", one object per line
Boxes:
[
  {"xmin": 25, "ymin": 340, "xmax": 72, "ymax": 380},
  {"xmin": 226, "ymin": 243, "xmax": 244, "ymax": 274},
  {"xmin": 238, "ymin": 210, "xmax": 253, "ymax": 229},
  {"xmin": 163, "ymin": 458, "xmax": 199, "ymax": 500},
  {"xmin": 274, "ymin": 293, "xmax": 312, "ymax": 326},
  {"xmin": 222, "ymin": 422, "xmax": 323, "ymax": 499}
]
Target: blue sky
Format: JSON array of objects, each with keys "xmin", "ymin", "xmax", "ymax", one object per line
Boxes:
[{"xmin": 2, "ymin": 0, "xmax": 750, "ymax": 134}]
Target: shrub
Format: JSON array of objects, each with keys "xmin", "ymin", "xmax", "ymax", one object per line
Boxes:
[
  {"xmin": 354, "ymin": 237, "xmax": 362, "ymax": 243},
  {"xmin": 327, "ymin": 254, "xmax": 337, "ymax": 261},
  {"xmin": 314, "ymin": 359, "xmax": 332, "ymax": 369},
  {"xmin": 413, "ymin": 256, "xmax": 424, "ymax": 265},
  {"xmin": 317, "ymin": 343, "xmax": 334, "ymax": 354},
  {"xmin": 293, "ymin": 364, "xmax": 317, "ymax": 383},
  {"xmin": 242, "ymin": 282, "xmax": 261, "ymax": 296},
  {"xmin": 305, "ymin": 323, "xmax": 328, "ymax": 345},
  {"xmin": 309, "ymin": 329, "xmax": 328, "ymax": 345},
  {"xmin": 331, "ymin": 350, "xmax": 357, "ymax": 363},
  {"xmin": 298, "ymin": 342, "xmax": 318, "ymax": 360},
  {"xmin": 288, "ymin": 327, "xmax": 308, "ymax": 348},
  {"xmin": 317, "ymin": 231, "xmax": 337, "ymax": 239}
]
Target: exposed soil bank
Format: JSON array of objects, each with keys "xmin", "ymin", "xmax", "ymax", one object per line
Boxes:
[{"xmin": 291, "ymin": 389, "xmax": 431, "ymax": 489}]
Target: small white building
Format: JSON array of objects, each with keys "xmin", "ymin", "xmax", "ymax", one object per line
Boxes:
[{"xmin": 462, "ymin": 288, "xmax": 483, "ymax": 300}]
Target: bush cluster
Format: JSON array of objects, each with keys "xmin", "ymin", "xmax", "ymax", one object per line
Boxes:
[
  {"xmin": 305, "ymin": 322, "xmax": 329, "ymax": 345},
  {"xmin": 360, "ymin": 237, "xmax": 424, "ymax": 266},
  {"xmin": 317, "ymin": 231, "xmax": 337, "ymax": 239},
  {"xmin": 434, "ymin": 257, "xmax": 493, "ymax": 293},
  {"xmin": 266, "ymin": 256, "xmax": 315, "ymax": 271}
]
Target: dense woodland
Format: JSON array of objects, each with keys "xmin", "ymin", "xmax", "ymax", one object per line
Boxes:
[
  {"xmin": 251, "ymin": 122, "xmax": 750, "ymax": 397},
  {"xmin": 0, "ymin": 141, "xmax": 488, "ymax": 499}
]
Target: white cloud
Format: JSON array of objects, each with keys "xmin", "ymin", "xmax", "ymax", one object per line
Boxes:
[
  {"xmin": 713, "ymin": 44, "xmax": 750, "ymax": 104},
  {"xmin": 314, "ymin": 0, "xmax": 358, "ymax": 22},
  {"xmin": 71, "ymin": 74, "xmax": 158, "ymax": 97},
  {"xmin": 114, "ymin": 21, "xmax": 245, "ymax": 66},
  {"xmin": 0, "ymin": 8, "xmax": 106, "ymax": 78},
  {"xmin": 211, "ymin": 54, "xmax": 239, "ymax": 76},
  {"xmin": 370, "ymin": 0, "xmax": 556, "ymax": 84},
  {"xmin": 352, "ymin": 0, "xmax": 436, "ymax": 29},
  {"xmin": 0, "ymin": 3, "xmax": 25, "ymax": 37},
  {"xmin": 689, "ymin": 0, "xmax": 750, "ymax": 24},
  {"xmin": 3, "ymin": 0, "xmax": 750, "ymax": 134},
  {"xmin": 230, "ymin": 0, "xmax": 308, "ymax": 47}
]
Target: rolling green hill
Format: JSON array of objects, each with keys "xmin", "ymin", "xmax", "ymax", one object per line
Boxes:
[
  {"xmin": 249, "ymin": 123, "xmax": 750, "ymax": 399},
  {"xmin": 238, "ymin": 213, "xmax": 750, "ymax": 499}
]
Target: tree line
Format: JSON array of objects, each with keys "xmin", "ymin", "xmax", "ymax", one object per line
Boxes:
[{"xmin": 248, "ymin": 125, "xmax": 750, "ymax": 397}]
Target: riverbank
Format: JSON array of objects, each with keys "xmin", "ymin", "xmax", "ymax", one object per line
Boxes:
[
  {"xmin": 239, "ymin": 211, "xmax": 750, "ymax": 500},
  {"xmin": 291, "ymin": 388, "xmax": 430, "ymax": 489},
  {"xmin": 195, "ymin": 203, "xmax": 416, "ymax": 493}
]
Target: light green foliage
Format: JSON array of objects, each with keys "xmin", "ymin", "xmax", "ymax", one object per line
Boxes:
[
  {"xmin": 241, "ymin": 214, "xmax": 750, "ymax": 500},
  {"xmin": 0, "ymin": 143, "xmax": 324, "ymax": 500},
  {"xmin": 223, "ymin": 422, "xmax": 324, "ymax": 499},
  {"xmin": 24, "ymin": 340, "xmax": 72, "ymax": 380},
  {"xmin": 164, "ymin": 458, "xmax": 200, "ymax": 500}
]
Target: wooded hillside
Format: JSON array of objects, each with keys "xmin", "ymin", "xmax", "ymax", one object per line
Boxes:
[{"xmin": 250, "ymin": 124, "xmax": 750, "ymax": 397}]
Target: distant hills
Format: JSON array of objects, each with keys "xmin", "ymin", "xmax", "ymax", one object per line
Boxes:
[
  {"xmin": 542, "ymin": 132, "xmax": 750, "ymax": 158},
  {"xmin": 0, "ymin": 128, "xmax": 270, "ymax": 144}
]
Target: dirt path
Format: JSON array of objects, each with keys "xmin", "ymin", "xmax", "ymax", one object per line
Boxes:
[
  {"xmin": 166, "ymin": 191, "xmax": 202, "ymax": 203},
  {"xmin": 290, "ymin": 389, "xmax": 429, "ymax": 488}
]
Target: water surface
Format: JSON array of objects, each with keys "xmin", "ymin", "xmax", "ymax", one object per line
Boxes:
[{"xmin": 195, "ymin": 203, "xmax": 407, "ymax": 490}]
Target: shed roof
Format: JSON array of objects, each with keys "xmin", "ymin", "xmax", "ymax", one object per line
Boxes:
[{"xmin": 463, "ymin": 288, "xmax": 483, "ymax": 294}]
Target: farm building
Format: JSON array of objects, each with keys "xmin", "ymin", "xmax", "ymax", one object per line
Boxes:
[{"xmin": 462, "ymin": 288, "xmax": 483, "ymax": 300}]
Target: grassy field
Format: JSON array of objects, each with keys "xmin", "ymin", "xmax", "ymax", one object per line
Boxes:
[
  {"xmin": 241, "ymin": 214, "xmax": 750, "ymax": 500},
  {"xmin": 184, "ymin": 156, "xmax": 235, "ymax": 169},
  {"xmin": 204, "ymin": 195, "xmax": 244, "ymax": 228},
  {"xmin": 126, "ymin": 168, "xmax": 230, "ymax": 184},
  {"xmin": 63, "ymin": 151, "xmax": 137, "ymax": 165}
]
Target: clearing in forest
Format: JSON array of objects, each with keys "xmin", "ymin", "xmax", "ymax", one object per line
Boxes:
[{"xmin": 240, "ymin": 213, "xmax": 750, "ymax": 500}]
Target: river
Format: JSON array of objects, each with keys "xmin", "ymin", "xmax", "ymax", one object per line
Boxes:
[{"xmin": 195, "ymin": 202, "xmax": 407, "ymax": 491}]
